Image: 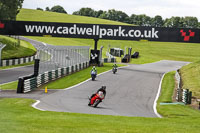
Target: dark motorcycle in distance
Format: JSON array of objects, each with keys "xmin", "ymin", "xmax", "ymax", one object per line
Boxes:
[
  {"xmin": 91, "ymin": 71, "xmax": 96, "ymax": 81},
  {"xmin": 112, "ymin": 67, "xmax": 117, "ymax": 74},
  {"xmin": 88, "ymin": 91, "xmax": 105, "ymax": 107}
]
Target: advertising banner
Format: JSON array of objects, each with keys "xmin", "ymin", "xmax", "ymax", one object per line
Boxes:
[{"xmin": 0, "ymin": 20, "xmax": 200, "ymax": 43}]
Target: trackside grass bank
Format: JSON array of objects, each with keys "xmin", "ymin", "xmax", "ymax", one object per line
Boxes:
[
  {"xmin": 179, "ymin": 61, "xmax": 200, "ymax": 98},
  {"xmin": 27, "ymin": 36, "xmax": 200, "ymax": 64},
  {"xmin": 0, "ymin": 35, "xmax": 36, "ymax": 60},
  {"xmin": 0, "ymin": 72, "xmax": 200, "ymax": 133}
]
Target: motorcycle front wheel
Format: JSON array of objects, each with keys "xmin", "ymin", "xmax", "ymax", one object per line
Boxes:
[{"xmin": 93, "ymin": 99, "xmax": 101, "ymax": 107}]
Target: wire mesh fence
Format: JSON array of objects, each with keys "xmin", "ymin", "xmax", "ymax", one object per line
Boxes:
[{"xmin": 35, "ymin": 45, "xmax": 90, "ymax": 74}]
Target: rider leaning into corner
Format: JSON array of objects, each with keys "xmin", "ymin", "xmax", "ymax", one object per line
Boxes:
[{"xmin": 88, "ymin": 86, "xmax": 106, "ymax": 106}]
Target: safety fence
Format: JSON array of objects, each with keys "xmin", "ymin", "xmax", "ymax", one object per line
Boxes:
[
  {"xmin": 175, "ymin": 70, "xmax": 192, "ymax": 104},
  {"xmin": 23, "ymin": 61, "xmax": 89, "ymax": 93},
  {"xmin": 1, "ymin": 55, "xmax": 36, "ymax": 67},
  {"xmin": 35, "ymin": 45, "xmax": 90, "ymax": 74}
]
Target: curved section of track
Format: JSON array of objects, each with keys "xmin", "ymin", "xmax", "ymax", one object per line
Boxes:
[{"xmin": 36, "ymin": 60, "xmax": 189, "ymax": 117}]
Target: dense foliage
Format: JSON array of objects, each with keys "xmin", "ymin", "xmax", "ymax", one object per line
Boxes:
[
  {"xmin": 0, "ymin": 0, "xmax": 24, "ymax": 20},
  {"xmin": 73, "ymin": 7, "xmax": 200, "ymax": 28}
]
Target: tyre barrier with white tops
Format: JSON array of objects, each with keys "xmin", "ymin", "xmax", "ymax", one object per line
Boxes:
[{"xmin": 19, "ymin": 61, "xmax": 89, "ymax": 93}]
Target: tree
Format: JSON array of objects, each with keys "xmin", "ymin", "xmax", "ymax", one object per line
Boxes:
[
  {"xmin": 183, "ymin": 16, "xmax": 198, "ymax": 28},
  {"xmin": 51, "ymin": 5, "xmax": 67, "ymax": 14},
  {"xmin": 129, "ymin": 14, "xmax": 138, "ymax": 25},
  {"xmin": 94, "ymin": 10, "xmax": 103, "ymax": 18},
  {"xmin": 36, "ymin": 8, "xmax": 43, "ymax": 11},
  {"xmin": 164, "ymin": 17, "xmax": 184, "ymax": 28},
  {"xmin": 0, "ymin": 0, "xmax": 24, "ymax": 20},
  {"xmin": 45, "ymin": 7, "xmax": 50, "ymax": 11},
  {"xmin": 99, "ymin": 9, "xmax": 129, "ymax": 23},
  {"xmin": 73, "ymin": 8, "xmax": 95, "ymax": 17},
  {"xmin": 151, "ymin": 15, "xmax": 163, "ymax": 27},
  {"xmin": 130, "ymin": 14, "xmax": 151, "ymax": 26},
  {"xmin": 198, "ymin": 22, "xmax": 200, "ymax": 29}
]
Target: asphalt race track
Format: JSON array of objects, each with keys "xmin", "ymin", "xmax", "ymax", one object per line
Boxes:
[
  {"xmin": 0, "ymin": 37, "xmax": 88, "ymax": 84},
  {"xmin": 36, "ymin": 60, "xmax": 189, "ymax": 117},
  {"xmin": 0, "ymin": 37, "xmax": 189, "ymax": 117}
]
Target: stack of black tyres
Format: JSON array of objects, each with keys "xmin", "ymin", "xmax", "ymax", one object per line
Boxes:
[{"xmin": 131, "ymin": 52, "xmax": 139, "ymax": 58}]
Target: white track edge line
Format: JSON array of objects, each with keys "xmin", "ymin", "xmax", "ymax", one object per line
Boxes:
[
  {"xmin": 153, "ymin": 73, "xmax": 165, "ymax": 118},
  {"xmin": 32, "ymin": 65, "xmax": 129, "ymax": 111},
  {"xmin": 32, "ymin": 100, "xmax": 45, "ymax": 111}
]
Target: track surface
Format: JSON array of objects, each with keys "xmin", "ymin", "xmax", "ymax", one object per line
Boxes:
[
  {"xmin": 36, "ymin": 60, "xmax": 189, "ymax": 117},
  {"xmin": 0, "ymin": 37, "xmax": 88, "ymax": 84}
]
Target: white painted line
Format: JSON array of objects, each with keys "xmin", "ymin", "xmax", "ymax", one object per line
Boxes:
[
  {"xmin": 32, "ymin": 100, "xmax": 45, "ymax": 111},
  {"xmin": 32, "ymin": 65, "xmax": 129, "ymax": 111},
  {"xmin": 153, "ymin": 73, "xmax": 165, "ymax": 118}
]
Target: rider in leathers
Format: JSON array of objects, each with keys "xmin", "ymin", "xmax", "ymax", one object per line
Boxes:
[{"xmin": 88, "ymin": 86, "xmax": 106, "ymax": 106}]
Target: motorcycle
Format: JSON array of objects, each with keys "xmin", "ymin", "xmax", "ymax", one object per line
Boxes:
[
  {"xmin": 112, "ymin": 67, "xmax": 117, "ymax": 74},
  {"xmin": 88, "ymin": 91, "xmax": 105, "ymax": 107},
  {"xmin": 91, "ymin": 71, "xmax": 96, "ymax": 81}
]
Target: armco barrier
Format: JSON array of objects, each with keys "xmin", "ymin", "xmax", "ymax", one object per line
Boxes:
[
  {"xmin": 175, "ymin": 70, "xmax": 192, "ymax": 104},
  {"xmin": 22, "ymin": 61, "xmax": 89, "ymax": 93},
  {"xmin": 1, "ymin": 55, "xmax": 36, "ymax": 67}
]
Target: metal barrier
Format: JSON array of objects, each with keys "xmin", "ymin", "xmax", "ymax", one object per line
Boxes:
[
  {"xmin": 175, "ymin": 70, "xmax": 192, "ymax": 104},
  {"xmin": 0, "ymin": 43, "xmax": 6, "ymax": 67},
  {"xmin": 35, "ymin": 45, "xmax": 90, "ymax": 74},
  {"xmin": 22, "ymin": 61, "xmax": 89, "ymax": 93}
]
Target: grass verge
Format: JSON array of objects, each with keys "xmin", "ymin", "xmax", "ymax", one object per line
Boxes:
[
  {"xmin": 27, "ymin": 37, "xmax": 200, "ymax": 64},
  {"xmin": 0, "ymin": 72, "xmax": 200, "ymax": 132},
  {"xmin": 179, "ymin": 61, "xmax": 200, "ymax": 98},
  {"xmin": 0, "ymin": 35, "xmax": 36, "ymax": 60},
  {"xmin": 157, "ymin": 71, "xmax": 200, "ymax": 119},
  {"xmin": 0, "ymin": 81, "xmax": 18, "ymax": 90}
]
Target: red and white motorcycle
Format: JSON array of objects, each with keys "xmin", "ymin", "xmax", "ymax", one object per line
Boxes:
[{"xmin": 88, "ymin": 91, "xmax": 105, "ymax": 107}]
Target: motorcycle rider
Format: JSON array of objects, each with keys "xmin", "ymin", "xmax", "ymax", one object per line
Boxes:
[
  {"xmin": 88, "ymin": 86, "xmax": 106, "ymax": 106},
  {"xmin": 113, "ymin": 63, "xmax": 118, "ymax": 69},
  {"xmin": 91, "ymin": 66, "xmax": 97, "ymax": 75}
]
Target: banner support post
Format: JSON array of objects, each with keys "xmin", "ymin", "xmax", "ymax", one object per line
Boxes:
[{"xmin": 94, "ymin": 39, "xmax": 99, "ymax": 50}]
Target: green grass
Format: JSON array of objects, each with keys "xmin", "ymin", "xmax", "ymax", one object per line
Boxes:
[
  {"xmin": 0, "ymin": 35, "xmax": 36, "ymax": 60},
  {"xmin": 0, "ymin": 71, "xmax": 200, "ymax": 133},
  {"xmin": 26, "ymin": 37, "xmax": 200, "ymax": 64},
  {"xmin": 179, "ymin": 61, "xmax": 200, "ymax": 98},
  {"xmin": 17, "ymin": 8, "xmax": 130, "ymax": 25},
  {"xmin": 158, "ymin": 71, "xmax": 176, "ymax": 103},
  {"xmin": 157, "ymin": 71, "xmax": 200, "ymax": 120},
  {"xmin": 0, "ymin": 81, "xmax": 18, "ymax": 90}
]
